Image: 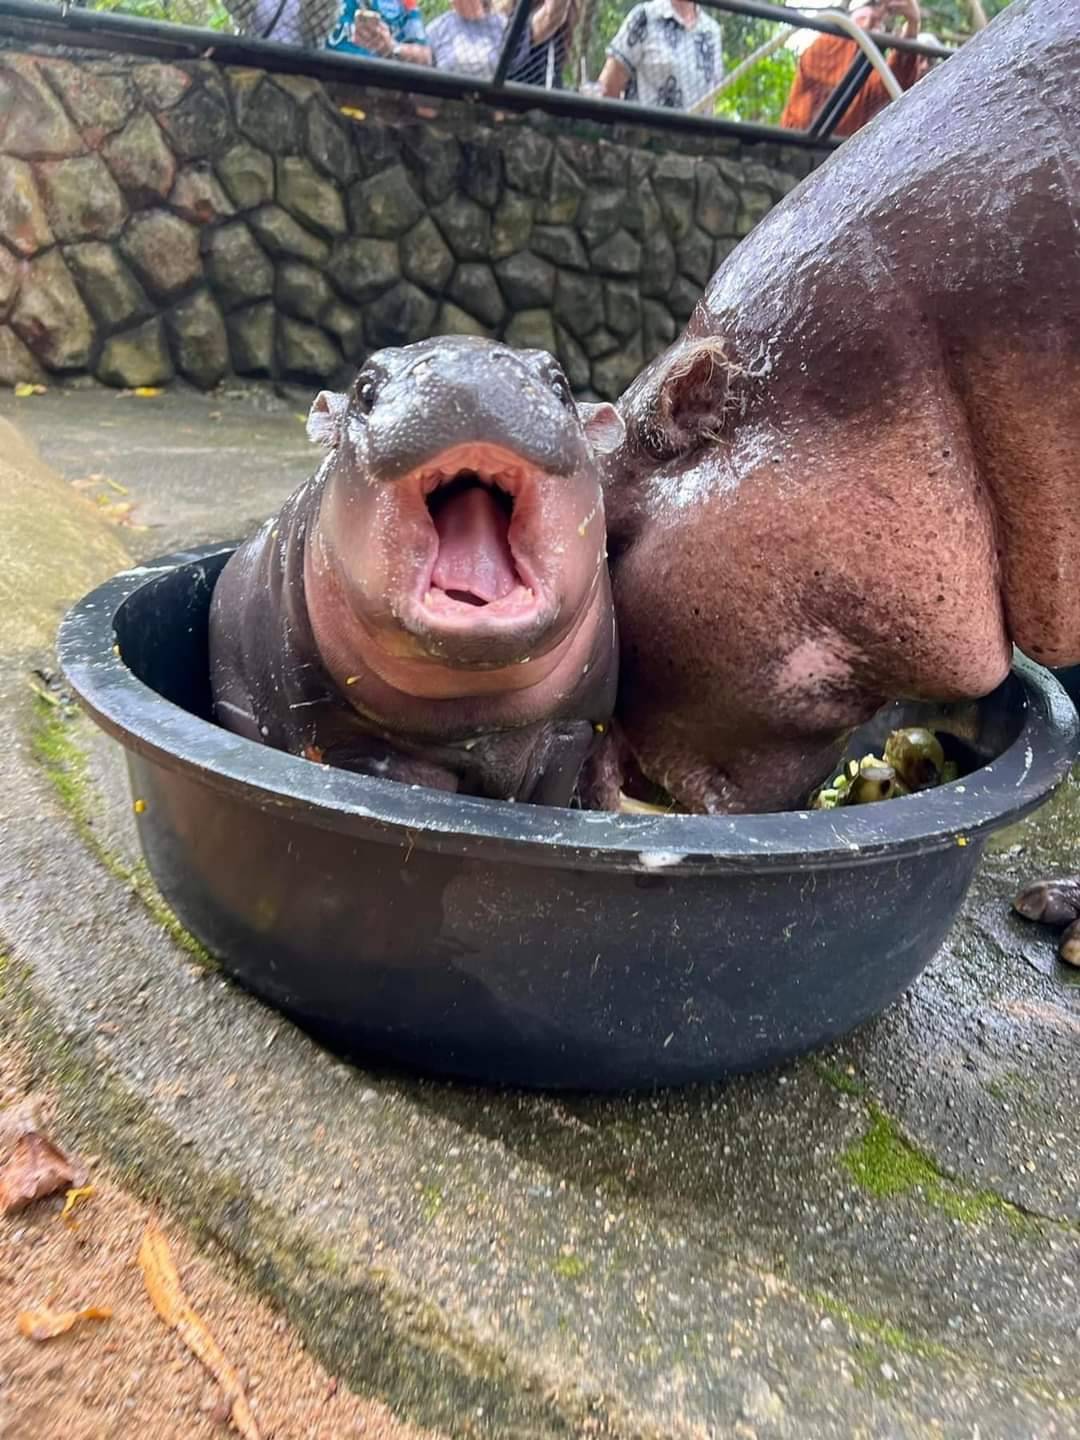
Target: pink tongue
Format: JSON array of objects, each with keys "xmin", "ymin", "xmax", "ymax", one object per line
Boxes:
[{"xmin": 431, "ymin": 486, "xmax": 518, "ymax": 603}]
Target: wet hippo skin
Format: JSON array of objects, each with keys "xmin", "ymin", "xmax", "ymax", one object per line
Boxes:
[
  {"xmin": 209, "ymin": 337, "xmax": 624, "ymax": 804},
  {"xmin": 591, "ymin": 0, "xmax": 1079, "ymax": 821}
]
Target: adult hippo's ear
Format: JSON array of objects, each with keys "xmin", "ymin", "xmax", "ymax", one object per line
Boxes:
[
  {"xmin": 628, "ymin": 336, "xmax": 740, "ymax": 462},
  {"xmin": 578, "ymin": 402, "xmax": 626, "ymax": 456},
  {"xmin": 306, "ymin": 390, "xmax": 349, "ymax": 450}
]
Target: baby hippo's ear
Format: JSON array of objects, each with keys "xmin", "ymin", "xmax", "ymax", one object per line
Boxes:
[
  {"xmin": 578, "ymin": 402, "xmax": 626, "ymax": 456},
  {"xmin": 306, "ymin": 390, "xmax": 349, "ymax": 449}
]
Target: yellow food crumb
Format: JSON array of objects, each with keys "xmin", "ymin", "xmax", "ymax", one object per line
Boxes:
[
  {"xmin": 956, "ymin": 836, "xmax": 968, "ymax": 846},
  {"xmin": 61, "ymin": 1185, "xmax": 95, "ymax": 1224},
  {"xmin": 594, "ymin": 722, "xmax": 605, "ymax": 734},
  {"xmin": 133, "ymin": 799, "xmax": 147, "ymax": 814}
]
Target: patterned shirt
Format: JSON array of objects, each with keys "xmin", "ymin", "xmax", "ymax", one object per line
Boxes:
[
  {"xmin": 428, "ymin": 9, "xmax": 507, "ymax": 79},
  {"xmin": 326, "ymin": 0, "xmax": 429, "ymax": 57},
  {"xmin": 607, "ymin": 0, "xmax": 723, "ymax": 111}
]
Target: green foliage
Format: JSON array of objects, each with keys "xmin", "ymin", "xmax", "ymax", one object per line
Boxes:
[
  {"xmin": 88, "ymin": 0, "xmax": 234, "ymax": 30},
  {"xmin": 918, "ymin": 0, "xmax": 1011, "ymax": 45},
  {"xmin": 713, "ymin": 45, "xmax": 796, "ymax": 124},
  {"xmin": 581, "ymin": 0, "xmax": 633, "ymax": 82},
  {"xmin": 416, "ymin": 0, "xmax": 448, "ymax": 27}
]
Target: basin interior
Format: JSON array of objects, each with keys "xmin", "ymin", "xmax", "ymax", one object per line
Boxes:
[{"xmin": 113, "ymin": 551, "xmax": 230, "ymax": 726}]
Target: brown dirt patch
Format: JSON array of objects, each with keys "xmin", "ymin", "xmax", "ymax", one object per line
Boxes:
[{"xmin": 0, "ymin": 1038, "xmax": 442, "ymax": 1440}]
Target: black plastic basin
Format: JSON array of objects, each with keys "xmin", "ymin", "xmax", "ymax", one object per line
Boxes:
[{"xmin": 57, "ymin": 546, "xmax": 1079, "ymax": 1091}]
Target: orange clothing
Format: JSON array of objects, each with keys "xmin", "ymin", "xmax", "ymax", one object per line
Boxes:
[{"xmin": 780, "ymin": 31, "xmax": 921, "ymax": 137}]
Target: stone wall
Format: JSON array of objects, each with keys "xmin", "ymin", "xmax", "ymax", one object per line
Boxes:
[{"xmin": 0, "ymin": 46, "xmax": 827, "ymax": 398}]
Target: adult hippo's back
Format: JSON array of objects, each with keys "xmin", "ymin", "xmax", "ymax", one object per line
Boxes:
[{"xmin": 592, "ymin": 0, "xmax": 1079, "ymax": 815}]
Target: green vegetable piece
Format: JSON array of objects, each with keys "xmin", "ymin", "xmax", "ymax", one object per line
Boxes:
[
  {"xmin": 811, "ymin": 787, "xmax": 842, "ymax": 810},
  {"xmin": 851, "ymin": 755, "xmax": 897, "ymax": 804},
  {"xmin": 884, "ymin": 727, "xmax": 946, "ymax": 791}
]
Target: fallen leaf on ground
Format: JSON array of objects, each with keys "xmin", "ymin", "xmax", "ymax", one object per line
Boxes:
[
  {"xmin": 0, "ymin": 1132, "xmax": 77, "ymax": 1214},
  {"xmin": 72, "ymin": 473, "xmax": 128, "ymax": 496},
  {"xmin": 13, "ymin": 382, "xmax": 47, "ymax": 397},
  {"xmin": 139, "ymin": 1219, "xmax": 262, "ymax": 1440},
  {"xmin": 61, "ymin": 1184, "xmax": 96, "ymax": 1225},
  {"xmin": 17, "ymin": 1304, "xmax": 112, "ymax": 1341}
]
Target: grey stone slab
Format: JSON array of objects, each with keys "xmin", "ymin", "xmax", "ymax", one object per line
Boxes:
[{"xmin": 0, "ymin": 386, "xmax": 311, "ymax": 555}]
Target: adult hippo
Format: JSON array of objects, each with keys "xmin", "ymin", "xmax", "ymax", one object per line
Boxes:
[
  {"xmin": 588, "ymin": 0, "xmax": 1079, "ymax": 829},
  {"xmin": 209, "ymin": 337, "xmax": 624, "ymax": 804}
]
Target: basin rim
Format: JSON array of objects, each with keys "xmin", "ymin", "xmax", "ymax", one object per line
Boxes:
[{"xmin": 57, "ymin": 545, "xmax": 1080, "ymax": 877}]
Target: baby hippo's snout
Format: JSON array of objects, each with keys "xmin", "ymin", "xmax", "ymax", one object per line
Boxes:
[{"xmin": 355, "ymin": 336, "xmax": 599, "ymax": 484}]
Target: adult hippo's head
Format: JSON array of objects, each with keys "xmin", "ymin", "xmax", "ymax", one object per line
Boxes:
[{"xmin": 303, "ymin": 337, "xmax": 624, "ymax": 702}]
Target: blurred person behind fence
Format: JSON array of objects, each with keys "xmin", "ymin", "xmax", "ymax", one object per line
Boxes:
[
  {"xmin": 780, "ymin": 0, "xmax": 921, "ymax": 137},
  {"xmin": 429, "ymin": 0, "xmax": 507, "ymax": 78},
  {"xmin": 501, "ymin": 0, "xmax": 580, "ymax": 89},
  {"xmin": 225, "ymin": 0, "xmax": 336, "ymax": 45},
  {"xmin": 230, "ymin": 0, "xmax": 431, "ymax": 56},
  {"xmin": 326, "ymin": 0, "xmax": 433, "ymax": 63},
  {"xmin": 597, "ymin": 0, "xmax": 723, "ymax": 110}
]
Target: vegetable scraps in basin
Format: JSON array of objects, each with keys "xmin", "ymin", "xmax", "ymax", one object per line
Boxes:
[{"xmin": 615, "ymin": 728, "xmax": 963, "ymax": 816}]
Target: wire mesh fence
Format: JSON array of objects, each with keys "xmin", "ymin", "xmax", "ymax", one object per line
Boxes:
[{"xmin": 69, "ymin": 0, "xmax": 1005, "ymax": 134}]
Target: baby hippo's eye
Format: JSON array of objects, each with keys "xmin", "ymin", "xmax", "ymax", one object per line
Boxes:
[
  {"xmin": 550, "ymin": 371, "xmax": 573, "ymax": 407},
  {"xmin": 355, "ymin": 374, "xmax": 378, "ymax": 414}
]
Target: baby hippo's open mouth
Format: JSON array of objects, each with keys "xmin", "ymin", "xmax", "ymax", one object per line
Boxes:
[
  {"xmin": 415, "ymin": 450, "xmax": 544, "ymax": 629},
  {"xmin": 427, "ymin": 474, "xmax": 520, "ymax": 607}
]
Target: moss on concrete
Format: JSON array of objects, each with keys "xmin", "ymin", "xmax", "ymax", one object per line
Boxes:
[
  {"xmin": 31, "ymin": 692, "xmax": 216, "ymax": 970},
  {"xmin": 420, "ymin": 1184, "xmax": 444, "ymax": 1223},
  {"xmin": 813, "ymin": 1292, "xmax": 951, "ymax": 1363},
  {"xmin": 842, "ymin": 1107, "xmax": 1033, "ymax": 1228},
  {"xmin": 551, "ymin": 1254, "xmax": 588, "ymax": 1281},
  {"xmin": 813, "ymin": 1060, "xmax": 867, "ymax": 1097}
]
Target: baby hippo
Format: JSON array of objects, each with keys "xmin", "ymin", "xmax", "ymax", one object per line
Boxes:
[{"xmin": 208, "ymin": 337, "xmax": 624, "ymax": 805}]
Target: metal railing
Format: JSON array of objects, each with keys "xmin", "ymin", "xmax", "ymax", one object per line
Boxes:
[{"xmin": 0, "ymin": 0, "xmax": 959, "ymax": 148}]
